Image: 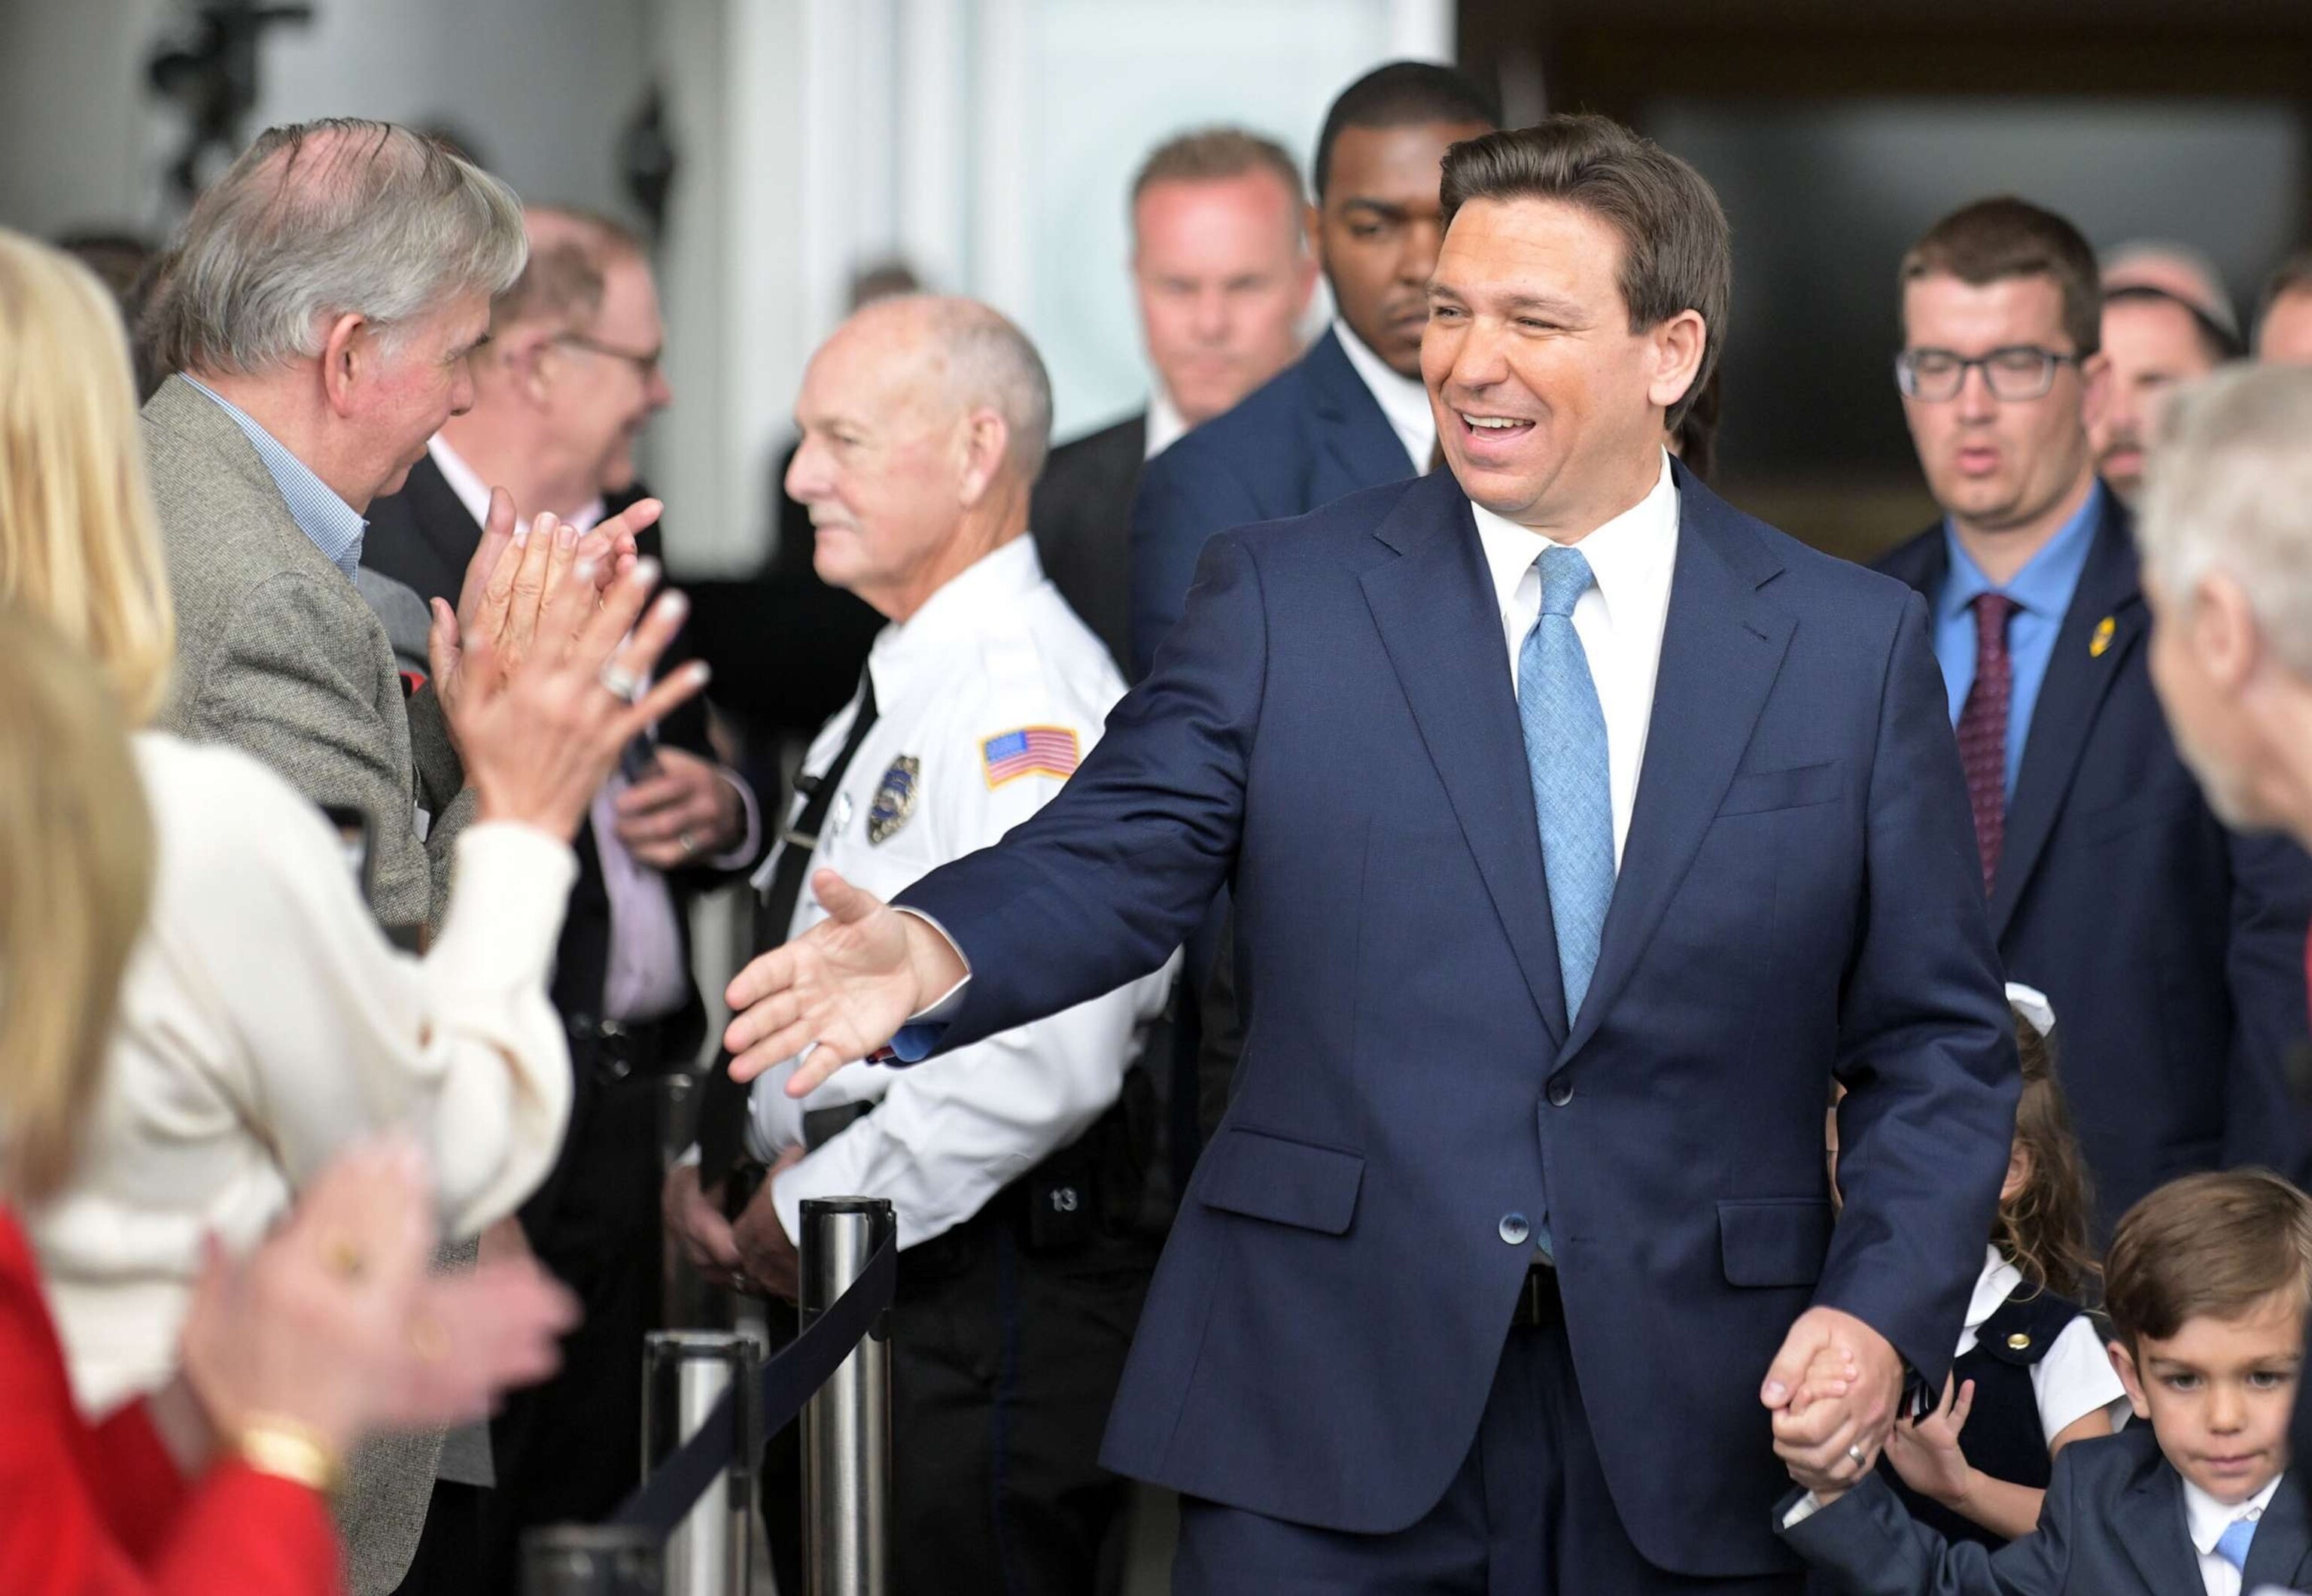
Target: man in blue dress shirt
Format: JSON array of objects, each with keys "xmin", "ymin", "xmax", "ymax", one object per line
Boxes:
[{"xmin": 1875, "ymin": 196, "xmax": 2312, "ymax": 1233}]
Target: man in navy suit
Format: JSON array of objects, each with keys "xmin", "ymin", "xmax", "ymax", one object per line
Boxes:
[
  {"xmin": 1877, "ymin": 198, "xmax": 2311, "ymax": 1235},
  {"xmin": 720, "ymin": 117, "xmax": 2017, "ymax": 1591},
  {"xmin": 1127, "ymin": 59, "xmax": 1498, "ymax": 676}
]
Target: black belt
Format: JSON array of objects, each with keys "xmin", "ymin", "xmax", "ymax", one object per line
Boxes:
[
  {"xmin": 564, "ymin": 1013, "xmax": 677, "ymax": 1082},
  {"xmin": 1509, "ymin": 1261, "xmax": 1563, "ymax": 1329}
]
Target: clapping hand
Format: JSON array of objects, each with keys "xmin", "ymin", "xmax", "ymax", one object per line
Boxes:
[{"xmin": 720, "ymin": 869, "xmax": 966, "ymax": 1096}]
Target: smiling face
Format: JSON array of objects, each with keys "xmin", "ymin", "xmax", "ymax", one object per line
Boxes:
[
  {"xmin": 2112, "ymin": 1290, "xmax": 2303, "ymax": 1504},
  {"xmin": 544, "ymin": 253, "xmax": 672, "ymax": 496},
  {"xmin": 1422, "ymin": 196, "xmax": 1704, "ymax": 535}
]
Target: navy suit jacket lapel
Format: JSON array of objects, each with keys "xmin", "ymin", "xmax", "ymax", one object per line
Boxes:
[
  {"xmin": 2116, "ymin": 1460, "xmax": 2209, "ymax": 1592},
  {"xmin": 2243, "ymin": 1475, "xmax": 2312, "ymax": 1588},
  {"xmin": 1359, "ymin": 472, "xmax": 1568, "ymax": 1044},
  {"xmin": 1559, "ymin": 465, "xmax": 1794, "ymax": 1061},
  {"xmin": 1987, "ymin": 497, "xmax": 2143, "ymax": 937},
  {"xmin": 1304, "ymin": 328, "xmax": 1417, "ymax": 503}
]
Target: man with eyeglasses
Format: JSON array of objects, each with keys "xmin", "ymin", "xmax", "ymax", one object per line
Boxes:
[
  {"xmin": 363, "ymin": 204, "xmax": 762, "ymax": 1594},
  {"xmin": 1878, "ymin": 196, "xmax": 2312, "ymax": 1236}
]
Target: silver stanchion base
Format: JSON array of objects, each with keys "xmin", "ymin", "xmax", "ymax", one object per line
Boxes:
[{"xmin": 523, "ymin": 1524, "xmax": 664, "ymax": 1595}]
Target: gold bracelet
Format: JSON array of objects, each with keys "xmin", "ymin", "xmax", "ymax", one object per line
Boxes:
[{"xmin": 234, "ymin": 1414, "xmax": 343, "ymax": 1494}]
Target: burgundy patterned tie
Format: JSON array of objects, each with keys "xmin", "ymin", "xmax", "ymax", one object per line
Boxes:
[{"xmin": 1955, "ymin": 592, "xmax": 2018, "ymax": 892}]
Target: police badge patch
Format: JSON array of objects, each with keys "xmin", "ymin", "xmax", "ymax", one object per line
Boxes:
[{"xmin": 867, "ymin": 755, "xmax": 921, "ymax": 844}]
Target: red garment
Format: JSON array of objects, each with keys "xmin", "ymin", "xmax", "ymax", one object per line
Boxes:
[{"xmin": 0, "ymin": 1208, "xmax": 341, "ymax": 1595}]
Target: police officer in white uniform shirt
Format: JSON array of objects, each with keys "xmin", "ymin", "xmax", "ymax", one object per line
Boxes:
[{"xmin": 665, "ymin": 295, "xmax": 1171, "ymax": 1596}]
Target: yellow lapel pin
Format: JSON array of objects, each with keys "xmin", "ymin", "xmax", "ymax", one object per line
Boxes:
[{"xmin": 2089, "ymin": 616, "xmax": 2116, "ymax": 658}]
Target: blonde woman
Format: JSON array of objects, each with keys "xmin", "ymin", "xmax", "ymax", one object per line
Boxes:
[
  {"xmin": 0, "ymin": 606, "xmax": 580, "ymax": 1596},
  {"xmin": 0, "ymin": 229, "xmax": 704, "ymax": 1485}
]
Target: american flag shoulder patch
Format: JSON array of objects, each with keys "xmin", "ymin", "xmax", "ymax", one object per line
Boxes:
[{"xmin": 981, "ymin": 725, "xmax": 1081, "ymax": 787}]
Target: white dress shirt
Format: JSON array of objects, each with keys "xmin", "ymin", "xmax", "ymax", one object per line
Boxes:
[
  {"xmin": 1335, "ymin": 318, "xmax": 1437, "ymax": 472},
  {"xmin": 2186, "ymin": 1472, "xmax": 2283, "ymax": 1596},
  {"xmin": 1470, "ymin": 451, "xmax": 1680, "ymax": 865},
  {"xmin": 1145, "ymin": 387, "xmax": 1191, "ymax": 461},
  {"xmin": 29, "ymin": 734, "xmax": 576, "ymax": 1414},
  {"xmin": 741, "ymin": 537, "xmax": 1174, "ymax": 1248},
  {"xmin": 1955, "ymin": 1245, "xmax": 2131, "ymax": 1442}
]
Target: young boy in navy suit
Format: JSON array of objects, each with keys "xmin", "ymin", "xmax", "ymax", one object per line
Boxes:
[{"xmin": 1778, "ymin": 1169, "xmax": 2312, "ymax": 1594}]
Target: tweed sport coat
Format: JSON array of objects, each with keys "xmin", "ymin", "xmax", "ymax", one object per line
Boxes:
[{"xmin": 142, "ymin": 374, "xmax": 476, "ymax": 1593}]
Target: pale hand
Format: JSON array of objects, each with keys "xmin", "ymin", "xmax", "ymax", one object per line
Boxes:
[
  {"xmin": 1885, "ymin": 1375, "xmax": 1976, "ymax": 1509},
  {"xmin": 616, "ymin": 746, "xmax": 745, "ymax": 870},
  {"xmin": 721, "ymin": 868, "xmax": 964, "ymax": 1095},
  {"xmin": 1763, "ymin": 1305, "xmax": 1905, "ymax": 1496}
]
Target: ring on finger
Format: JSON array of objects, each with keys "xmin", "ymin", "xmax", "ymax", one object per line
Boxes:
[
  {"xmin": 1845, "ymin": 1442, "xmax": 1868, "ymax": 1469},
  {"xmin": 598, "ymin": 662, "xmax": 643, "ymax": 701},
  {"xmin": 679, "ymin": 830, "xmax": 698, "ymax": 856}
]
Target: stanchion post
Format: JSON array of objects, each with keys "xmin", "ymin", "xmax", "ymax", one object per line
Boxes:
[
  {"xmin": 522, "ymin": 1525, "xmax": 663, "ymax": 1596},
  {"xmin": 643, "ymin": 1330, "xmax": 762, "ymax": 1596},
  {"xmin": 800, "ymin": 1197, "xmax": 896, "ymax": 1596}
]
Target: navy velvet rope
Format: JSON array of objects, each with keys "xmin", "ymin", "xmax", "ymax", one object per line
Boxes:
[{"xmin": 607, "ymin": 1236, "xmax": 897, "ymax": 1540}]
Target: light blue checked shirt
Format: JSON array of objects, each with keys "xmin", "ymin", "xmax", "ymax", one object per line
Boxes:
[{"xmin": 181, "ymin": 375, "xmax": 368, "ymax": 580}]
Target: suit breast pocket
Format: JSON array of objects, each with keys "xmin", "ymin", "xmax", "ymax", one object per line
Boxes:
[{"xmin": 1717, "ymin": 760, "xmax": 1845, "ymax": 819}]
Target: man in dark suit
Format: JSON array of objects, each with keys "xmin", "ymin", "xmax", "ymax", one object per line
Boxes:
[
  {"xmin": 721, "ymin": 117, "xmax": 2017, "ymax": 1593},
  {"xmin": 1127, "ymin": 59, "xmax": 1499, "ymax": 677},
  {"xmin": 363, "ymin": 208, "xmax": 761, "ymax": 1594},
  {"xmin": 1878, "ymin": 198, "xmax": 2311, "ymax": 1235},
  {"xmin": 1033, "ymin": 126, "xmax": 1315, "ymax": 673}
]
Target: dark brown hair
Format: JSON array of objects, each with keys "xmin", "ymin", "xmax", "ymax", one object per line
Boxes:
[
  {"xmin": 2104, "ymin": 1169, "xmax": 2312, "ymax": 1347},
  {"xmin": 1900, "ymin": 196, "xmax": 2101, "ymax": 357},
  {"xmin": 1439, "ymin": 116, "xmax": 1730, "ymax": 431},
  {"xmin": 1132, "ymin": 127, "xmax": 1306, "ymax": 213},
  {"xmin": 1997, "ymin": 1012, "xmax": 2098, "ymax": 1300}
]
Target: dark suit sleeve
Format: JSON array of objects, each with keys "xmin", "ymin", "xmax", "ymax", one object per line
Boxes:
[
  {"xmin": 2220, "ymin": 828, "xmax": 2312, "ymax": 1182},
  {"xmin": 1816, "ymin": 591, "xmax": 2021, "ymax": 1392},
  {"xmin": 1128, "ymin": 445, "xmax": 1258, "ymax": 679},
  {"xmin": 898, "ymin": 530, "xmax": 1264, "ymax": 1046},
  {"xmin": 1778, "ymin": 1464, "xmax": 2073, "ymax": 1595}
]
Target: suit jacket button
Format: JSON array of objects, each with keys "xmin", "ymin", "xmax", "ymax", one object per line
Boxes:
[
  {"xmin": 1547, "ymin": 1077, "xmax": 1574, "ymax": 1108},
  {"xmin": 1499, "ymin": 1214, "xmax": 1531, "ymax": 1245}
]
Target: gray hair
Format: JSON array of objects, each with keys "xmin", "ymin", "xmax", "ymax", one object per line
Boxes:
[
  {"xmin": 876, "ymin": 295, "xmax": 1053, "ymax": 485},
  {"xmin": 2139, "ymin": 363, "xmax": 2312, "ymax": 677},
  {"xmin": 151, "ymin": 119, "xmax": 527, "ymax": 377}
]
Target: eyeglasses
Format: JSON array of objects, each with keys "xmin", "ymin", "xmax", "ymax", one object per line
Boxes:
[
  {"xmin": 557, "ymin": 333, "xmax": 664, "ymax": 382},
  {"xmin": 1894, "ymin": 345, "xmax": 2080, "ymax": 402}
]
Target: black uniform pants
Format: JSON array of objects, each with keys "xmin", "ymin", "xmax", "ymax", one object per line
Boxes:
[{"xmin": 761, "ymin": 1201, "xmax": 1156, "ymax": 1596}]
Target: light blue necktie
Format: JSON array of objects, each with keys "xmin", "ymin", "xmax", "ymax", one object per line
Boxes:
[
  {"xmin": 2216, "ymin": 1513, "xmax": 2257, "ymax": 1572},
  {"xmin": 1519, "ymin": 546, "xmax": 1617, "ymax": 1021}
]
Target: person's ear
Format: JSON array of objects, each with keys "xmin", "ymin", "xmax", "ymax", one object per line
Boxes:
[
  {"xmin": 320, "ymin": 312, "xmax": 370, "ymax": 418},
  {"xmin": 2078, "ymin": 350, "xmax": 2115, "ymax": 436},
  {"xmin": 504, "ymin": 327, "xmax": 558, "ymax": 408},
  {"xmin": 1999, "ymin": 1144, "xmax": 2033, "ymax": 1205},
  {"xmin": 2191, "ymin": 570, "xmax": 2265, "ymax": 697},
  {"xmin": 2109, "ymin": 1338, "xmax": 2154, "ymax": 1422},
  {"xmin": 957, "ymin": 407, "xmax": 1010, "ymax": 508},
  {"xmin": 1647, "ymin": 310, "xmax": 1708, "ymax": 417}
]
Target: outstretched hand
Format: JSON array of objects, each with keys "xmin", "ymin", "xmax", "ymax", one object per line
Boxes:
[{"xmin": 721, "ymin": 868, "xmax": 966, "ymax": 1095}]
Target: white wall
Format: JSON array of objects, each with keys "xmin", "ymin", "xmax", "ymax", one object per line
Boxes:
[{"xmin": 0, "ymin": 0, "xmax": 169, "ymax": 237}]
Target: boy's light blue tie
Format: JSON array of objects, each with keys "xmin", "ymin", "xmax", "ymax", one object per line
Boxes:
[
  {"xmin": 1519, "ymin": 545, "xmax": 1616, "ymax": 1021},
  {"xmin": 2216, "ymin": 1513, "xmax": 2257, "ymax": 1572}
]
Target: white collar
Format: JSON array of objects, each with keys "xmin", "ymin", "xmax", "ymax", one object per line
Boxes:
[
  {"xmin": 1145, "ymin": 388, "xmax": 1191, "ymax": 461},
  {"xmin": 2185, "ymin": 1471, "xmax": 2284, "ymax": 1556},
  {"xmin": 1468, "ymin": 450, "xmax": 1678, "ymax": 625},
  {"xmin": 427, "ymin": 436, "xmax": 606, "ymax": 537},
  {"xmin": 867, "ymin": 536, "xmax": 1046, "ymax": 701},
  {"xmin": 1966, "ymin": 1245, "xmax": 2024, "ymax": 1332},
  {"xmin": 1334, "ymin": 319, "xmax": 1435, "ymax": 470}
]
